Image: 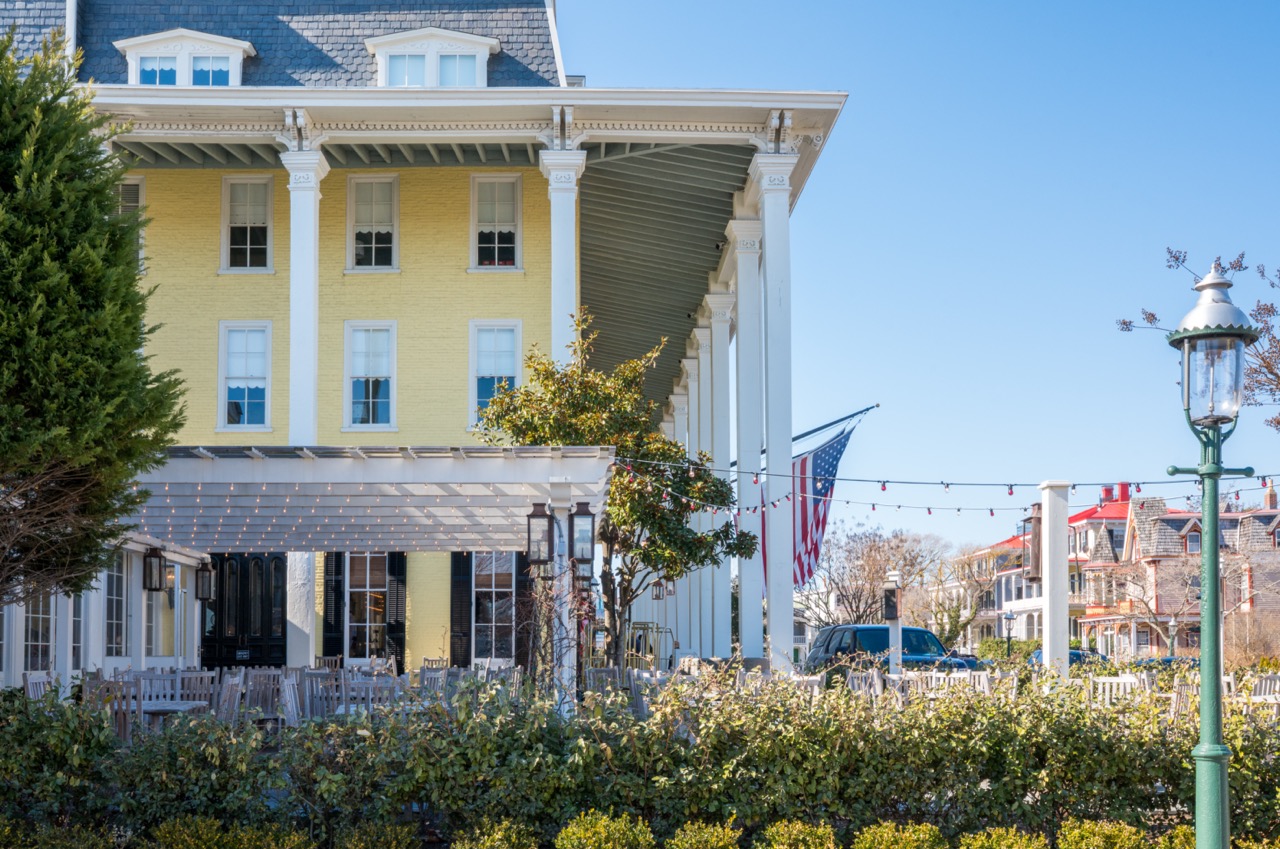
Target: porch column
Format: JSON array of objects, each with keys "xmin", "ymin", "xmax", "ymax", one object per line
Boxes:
[
  {"xmin": 706, "ymin": 293, "xmax": 735, "ymax": 658},
  {"xmin": 279, "ymin": 150, "xmax": 330, "ymax": 445},
  {"xmin": 693, "ymin": 326, "xmax": 715, "ymax": 657},
  {"xmin": 128, "ymin": 550, "xmax": 145, "ymax": 670},
  {"xmin": 751, "ymin": 152, "xmax": 799, "ymax": 672},
  {"xmin": 1040, "ymin": 481, "xmax": 1071, "ymax": 678},
  {"xmin": 682, "ymin": 356, "xmax": 702, "ymax": 658},
  {"xmin": 669, "ymin": 391, "xmax": 691, "ymax": 658},
  {"xmin": 729, "ymin": 219, "xmax": 764, "ymax": 658},
  {"xmin": 287, "ymin": 552, "xmax": 317, "ymax": 667},
  {"xmin": 538, "ymin": 150, "xmax": 588, "ymax": 362},
  {"xmin": 54, "ymin": 593, "xmax": 73, "ymax": 690}
]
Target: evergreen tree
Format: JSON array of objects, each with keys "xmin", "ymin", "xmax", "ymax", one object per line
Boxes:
[{"xmin": 0, "ymin": 31, "xmax": 184, "ymax": 603}]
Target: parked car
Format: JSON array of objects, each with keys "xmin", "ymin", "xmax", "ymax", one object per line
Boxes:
[
  {"xmin": 1028, "ymin": 648, "xmax": 1109, "ymax": 667},
  {"xmin": 803, "ymin": 624, "xmax": 969, "ymax": 672}
]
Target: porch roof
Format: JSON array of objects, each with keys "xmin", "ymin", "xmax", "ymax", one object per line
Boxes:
[{"xmin": 125, "ymin": 445, "xmax": 615, "ymax": 553}]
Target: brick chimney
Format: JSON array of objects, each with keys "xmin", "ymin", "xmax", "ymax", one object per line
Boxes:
[
  {"xmin": 1101, "ymin": 485, "xmax": 1114, "ymax": 503},
  {"xmin": 1117, "ymin": 482, "xmax": 1130, "ymax": 503},
  {"xmin": 1267, "ymin": 483, "xmax": 1278, "ymax": 511}
]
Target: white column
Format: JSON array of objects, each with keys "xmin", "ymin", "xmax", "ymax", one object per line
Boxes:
[
  {"xmin": 730, "ymin": 220, "xmax": 765, "ymax": 659},
  {"xmin": 1040, "ymin": 481, "xmax": 1071, "ymax": 678},
  {"xmin": 280, "ymin": 150, "xmax": 330, "ymax": 445},
  {"xmin": 287, "ymin": 552, "xmax": 317, "ymax": 667},
  {"xmin": 539, "ymin": 150, "xmax": 588, "ymax": 363},
  {"xmin": 669, "ymin": 392, "xmax": 691, "ymax": 658},
  {"xmin": 752, "ymin": 153, "xmax": 799, "ymax": 672},
  {"xmin": 54, "ymin": 593, "xmax": 73, "ymax": 690},
  {"xmin": 82, "ymin": 578, "xmax": 104, "ymax": 676},
  {"xmin": 128, "ymin": 551, "xmax": 145, "ymax": 670},
  {"xmin": 693, "ymin": 326, "xmax": 715, "ymax": 658},
  {"xmin": 682, "ymin": 357, "xmax": 701, "ymax": 658},
  {"xmin": 706, "ymin": 293, "xmax": 735, "ymax": 658}
]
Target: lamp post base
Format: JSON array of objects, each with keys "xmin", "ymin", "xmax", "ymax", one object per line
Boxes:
[{"xmin": 1193, "ymin": 742, "xmax": 1231, "ymax": 849}]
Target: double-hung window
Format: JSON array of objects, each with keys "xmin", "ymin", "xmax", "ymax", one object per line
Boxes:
[
  {"xmin": 439, "ymin": 53, "xmax": 478, "ymax": 86},
  {"xmin": 71, "ymin": 594, "xmax": 83, "ymax": 673},
  {"xmin": 222, "ymin": 177, "xmax": 272, "ymax": 271},
  {"xmin": 105, "ymin": 553, "xmax": 127, "ymax": 657},
  {"xmin": 219, "ymin": 322, "xmax": 271, "ymax": 430},
  {"xmin": 347, "ymin": 552, "xmax": 388, "ymax": 661},
  {"xmin": 473, "ymin": 552, "xmax": 515, "ymax": 665},
  {"xmin": 192, "ymin": 55, "xmax": 231, "ymax": 86},
  {"xmin": 470, "ymin": 321, "xmax": 520, "ymax": 424},
  {"xmin": 472, "ymin": 175, "xmax": 521, "ymax": 269},
  {"xmin": 138, "ymin": 55, "xmax": 177, "ymax": 85},
  {"xmin": 345, "ymin": 322, "xmax": 396, "ymax": 430},
  {"xmin": 24, "ymin": 594, "xmax": 53, "ymax": 672},
  {"xmin": 1186, "ymin": 531, "xmax": 1202, "ymax": 554},
  {"xmin": 348, "ymin": 176, "xmax": 398, "ymax": 270},
  {"xmin": 386, "ymin": 54, "xmax": 427, "ymax": 87}
]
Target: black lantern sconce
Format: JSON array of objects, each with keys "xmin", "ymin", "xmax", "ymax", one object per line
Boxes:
[
  {"xmin": 195, "ymin": 559, "xmax": 216, "ymax": 602},
  {"xmin": 527, "ymin": 503, "xmax": 555, "ymax": 580},
  {"xmin": 143, "ymin": 547, "xmax": 166, "ymax": 592},
  {"xmin": 569, "ymin": 502, "xmax": 595, "ymax": 564}
]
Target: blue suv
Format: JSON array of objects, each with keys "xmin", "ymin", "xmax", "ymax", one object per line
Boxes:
[{"xmin": 803, "ymin": 624, "xmax": 969, "ymax": 672}]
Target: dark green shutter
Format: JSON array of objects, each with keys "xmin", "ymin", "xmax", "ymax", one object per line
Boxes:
[
  {"xmin": 322, "ymin": 552, "xmax": 344, "ymax": 658},
  {"xmin": 387, "ymin": 552, "xmax": 407, "ymax": 673},
  {"xmin": 450, "ymin": 552, "xmax": 472, "ymax": 667},
  {"xmin": 514, "ymin": 553, "xmax": 532, "ymax": 670}
]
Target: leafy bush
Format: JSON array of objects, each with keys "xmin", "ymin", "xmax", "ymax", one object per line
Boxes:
[
  {"xmin": 1057, "ymin": 818, "xmax": 1146, "ymax": 849},
  {"xmin": 148, "ymin": 816, "xmax": 315, "ymax": 849},
  {"xmin": 753, "ymin": 820, "xmax": 836, "ymax": 849},
  {"xmin": 27, "ymin": 824, "xmax": 116, "ymax": 849},
  {"xmin": 850, "ymin": 822, "xmax": 946, "ymax": 849},
  {"xmin": 450, "ymin": 818, "xmax": 540, "ymax": 849},
  {"xmin": 958, "ymin": 827, "xmax": 1049, "ymax": 849},
  {"xmin": 665, "ymin": 820, "xmax": 742, "ymax": 849},
  {"xmin": 109, "ymin": 715, "xmax": 272, "ymax": 830},
  {"xmin": 333, "ymin": 820, "xmax": 418, "ymax": 849},
  {"xmin": 1154, "ymin": 825, "xmax": 1195, "ymax": 849},
  {"xmin": 554, "ymin": 811, "xmax": 654, "ymax": 849}
]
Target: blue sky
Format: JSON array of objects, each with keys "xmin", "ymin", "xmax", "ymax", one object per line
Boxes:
[{"xmin": 556, "ymin": 1, "xmax": 1280, "ymax": 549}]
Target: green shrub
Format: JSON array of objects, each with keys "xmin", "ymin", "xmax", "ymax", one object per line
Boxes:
[
  {"xmin": 850, "ymin": 822, "xmax": 946, "ymax": 849},
  {"xmin": 149, "ymin": 817, "xmax": 315, "ymax": 849},
  {"xmin": 1057, "ymin": 818, "xmax": 1146, "ymax": 849},
  {"xmin": 450, "ymin": 819, "xmax": 540, "ymax": 849},
  {"xmin": 753, "ymin": 820, "xmax": 837, "ymax": 849},
  {"xmin": 555, "ymin": 811, "xmax": 655, "ymax": 849},
  {"xmin": 110, "ymin": 714, "xmax": 272, "ymax": 830},
  {"xmin": 958, "ymin": 827, "xmax": 1049, "ymax": 849},
  {"xmin": 665, "ymin": 820, "xmax": 742, "ymax": 849},
  {"xmin": 333, "ymin": 820, "xmax": 418, "ymax": 849},
  {"xmin": 27, "ymin": 824, "xmax": 115, "ymax": 849},
  {"xmin": 1155, "ymin": 825, "xmax": 1195, "ymax": 849}
]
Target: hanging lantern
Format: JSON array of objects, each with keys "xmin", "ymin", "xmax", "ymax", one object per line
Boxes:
[
  {"xmin": 569, "ymin": 502, "xmax": 595, "ymax": 563},
  {"xmin": 143, "ymin": 547, "xmax": 166, "ymax": 592},
  {"xmin": 527, "ymin": 503, "xmax": 554, "ymax": 579},
  {"xmin": 651, "ymin": 582, "xmax": 666, "ymax": 601},
  {"xmin": 195, "ymin": 559, "xmax": 216, "ymax": 602}
]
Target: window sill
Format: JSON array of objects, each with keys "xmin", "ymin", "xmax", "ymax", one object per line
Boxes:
[
  {"xmin": 341, "ymin": 425, "xmax": 399, "ymax": 433},
  {"xmin": 219, "ymin": 267, "xmax": 276, "ymax": 276},
  {"xmin": 467, "ymin": 267, "xmax": 525, "ymax": 275},
  {"xmin": 215, "ymin": 425, "xmax": 273, "ymax": 433},
  {"xmin": 344, "ymin": 267, "xmax": 401, "ymax": 275}
]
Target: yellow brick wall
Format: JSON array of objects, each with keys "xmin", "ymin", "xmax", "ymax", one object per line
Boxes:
[
  {"xmin": 139, "ymin": 165, "xmax": 552, "ymax": 447},
  {"xmin": 405, "ymin": 552, "xmax": 452, "ymax": 666}
]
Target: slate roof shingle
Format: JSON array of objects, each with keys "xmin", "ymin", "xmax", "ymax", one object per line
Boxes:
[{"xmin": 4, "ymin": 1, "xmax": 66, "ymax": 62}]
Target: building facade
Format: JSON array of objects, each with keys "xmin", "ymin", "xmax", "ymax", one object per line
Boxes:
[{"xmin": 1, "ymin": 1, "xmax": 844, "ymax": 685}]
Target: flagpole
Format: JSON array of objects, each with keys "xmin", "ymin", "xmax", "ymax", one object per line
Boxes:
[{"xmin": 729, "ymin": 404, "xmax": 879, "ymax": 468}]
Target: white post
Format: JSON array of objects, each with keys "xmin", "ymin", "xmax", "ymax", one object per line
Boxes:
[
  {"xmin": 54, "ymin": 593, "xmax": 72, "ymax": 692},
  {"xmin": 128, "ymin": 550, "xmax": 145, "ymax": 670},
  {"xmin": 682, "ymin": 356, "xmax": 702, "ymax": 658},
  {"xmin": 694, "ymin": 326, "xmax": 715, "ymax": 657},
  {"xmin": 730, "ymin": 219, "xmax": 765, "ymax": 659},
  {"xmin": 752, "ymin": 153, "xmax": 799, "ymax": 673},
  {"xmin": 286, "ymin": 552, "xmax": 317, "ymax": 667},
  {"xmin": 706, "ymin": 292, "xmax": 735, "ymax": 658},
  {"xmin": 550, "ymin": 484, "xmax": 576, "ymax": 715},
  {"xmin": 279, "ymin": 150, "xmax": 330, "ymax": 445},
  {"xmin": 1040, "ymin": 480, "xmax": 1071, "ymax": 678},
  {"xmin": 539, "ymin": 150, "xmax": 587, "ymax": 363}
]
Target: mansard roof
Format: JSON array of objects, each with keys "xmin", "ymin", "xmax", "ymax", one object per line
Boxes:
[
  {"xmin": 4, "ymin": 0, "xmax": 66, "ymax": 61},
  {"xmin": 73, "ymin": 0, "xmax": 562, "ymax": 87}
]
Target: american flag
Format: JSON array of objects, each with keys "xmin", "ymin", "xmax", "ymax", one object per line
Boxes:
[{"xmin": 762, "ymin": 423, "xmax": 854, "ymax": 587}]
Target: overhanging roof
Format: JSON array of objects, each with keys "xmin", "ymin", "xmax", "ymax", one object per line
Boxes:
[{"xmin": 127, "ymin": 445, "xmax": 614, "ymax": 552}]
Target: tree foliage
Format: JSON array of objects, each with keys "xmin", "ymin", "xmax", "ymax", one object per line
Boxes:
[
  {"xmin": 477, "ymin": 312, "xmax": 755, "ymax": 665},
  {"xmin": 0, "ymin": 32, "xmax": 184, "ymax": 603}
]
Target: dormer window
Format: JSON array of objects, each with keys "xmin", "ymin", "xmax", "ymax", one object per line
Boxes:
[
  {"xmin": 365, "ymin": 27, "xmax": 499, "ymax": 88},
  {"xmin": 1273, "ymin": 529, "xmax": 1279, "ymax": 548},
  {"xmin": 1186, "ymin": 531, "xmax": 1201, "ymax": 554},
  {"xmin": 115, "ymin": 29, "xmax": 254, "ymax": 87}
]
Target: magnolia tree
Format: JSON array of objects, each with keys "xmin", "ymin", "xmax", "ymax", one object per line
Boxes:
[
  {"xmin": 478, "ymin": 313, "xmax": 756, "ymax": 668},
  {"xmin": 0, "ymin": 33, "xmax": 183, "ymax": 604}
]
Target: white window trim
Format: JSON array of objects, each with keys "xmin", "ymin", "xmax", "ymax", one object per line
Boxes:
[
  {"xmin": 364, "ymin": 27, "xmax": 498, "ymax": 88},
  {"xmin": 345, "ymin": 552, "xmax": 389, "ymax": 663},
  {"xmin": 468, "ymin": 319, "xmax": 522, "ymax": 427},
  {"xmin": 343, "ymin": 321, "xmax": 398, "ymax": 432},
  {"xmin": 469, "ymin": 174, "xmax": 524, "ymax": 272},
  {"xmin": 471, "ymin": 551, "xmax": 517, "ymax": 668},
  {"xmin": 219, "ymin": 176, "xmax": 274, "ymax": 274},
  {"xmin": 345, "ymin": 174, "xmax": 401, "ymax": 273},
  {"xmin": 216, "ymin": 320, "xmax": 273, "ymax": 433},
  {"xmin": 114, "ymin": 28, "xmax": 254, "ymax": 86}
]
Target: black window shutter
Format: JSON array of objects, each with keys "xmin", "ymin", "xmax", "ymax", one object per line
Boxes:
[
  {"xmin": 322, "ymin": 552, "xmax": 345, "ymax": 658},
  {"xmin": 386, "ymin": 552, "xmax": 407, "ymax": 673},
  {"xmin": 514, "ymin": 553, "xmax": 532, "ymax": 671},
  {"xmin": 450, "ymin": 552, "xmax": 472, "ymax": 667}
]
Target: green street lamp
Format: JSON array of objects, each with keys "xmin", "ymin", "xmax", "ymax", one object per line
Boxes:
[{"xmin": 1166, "ymin": 267, "xmax": 1259, "ymax": 849}]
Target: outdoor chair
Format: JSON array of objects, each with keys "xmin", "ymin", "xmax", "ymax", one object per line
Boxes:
[
  {"xmin": 23, "ymin": 671, "xmax": 53, "ymax": 700},
  {"xmin": 214, "ymin": 675, "xmax": 243, "ymax": 724},
  {"xmin": 1089, "ymin": 674, "xmax": 1139, "ymax": 708},
  {"xmin": 179, "ymin": 670, "xmax": 217, "ymax": 709},
  {"xmin": 344, "ymin": 675, "xmax": 400, "ymax": 715},
  {"xmin": 585, "ymin": 666, "xmax": 622, "ymax": 693},
  {"xmin": 278, "ymin": 677, "xmax": 302, "ymax": 728},
  {"xmin": 420, "ymin": 656, "xmax": 448, "ymax": 670},
  {"xmin": 1168, "ymin": 680, "xmax": 1196, "ymax": 725},
  {"xmin": 314, "ymin": 655, "xmax": 343, "ymax": 671},
  {"xmin": 244, "ymin": 668, "xmax": 282, "ymax": 724},
  {"xmin": 416, "ymin": 666, "xmax": 447, "ymax": 701},
  {"xmin": 1248, "ymin": 673, "xmax": 1280, "ymax": 717},
  {"xmin": 790, "ymin": 674, "xmax": 824, "ymax": 700},
  {"xmin": 302, "ymin": 669, "xmax": 343, "ymax": 719},
  {"xmin": 845, "ymin": 669, "xmax": 874, "ymax": 697}
]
